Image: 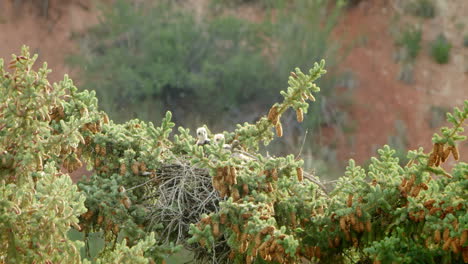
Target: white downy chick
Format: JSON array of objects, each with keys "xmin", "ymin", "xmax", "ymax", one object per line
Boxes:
[
  {"xmin": 196, "ymin": 127, "xmax": 211, "ymax": 146},
  {"xmin": 213, "ymin": 133, "xmax": 231, "ymax": 149}
]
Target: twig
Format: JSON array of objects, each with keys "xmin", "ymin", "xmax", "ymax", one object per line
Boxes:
[
  {"xmin": 126, "ymin": 176, "xmax": 157, "ymax": 191},
  {"xmin": 295, "ymin": 129, "xmax": 308, "ymax": 160},
  {"xmin": 303, "ymin": 171, "xmax": 329, "ymax": 196},
  {"xmin": 232, "ymin": 149, "xmax": 258, "ymax": 160},
  {"xmin": 323, "ymin": 180, "xmax": 338, "ymax": 185}
]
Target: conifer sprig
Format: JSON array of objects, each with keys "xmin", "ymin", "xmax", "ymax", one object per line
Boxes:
[
  {"xmin": 427, "ymin": 101, "xmax": 467, "ymax": 169},
  {"xmin": 234, "ymin": 60, "xmax": 326, "ymax": 150}
]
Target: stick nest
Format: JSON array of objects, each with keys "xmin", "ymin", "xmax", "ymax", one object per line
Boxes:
[
  {"xmin": 139, "ymin": 157, "xmax": 330, "ymax": 263},
  {"xmin": 142, "ymin": 158, "xmax": 231, "ymax": 263}
]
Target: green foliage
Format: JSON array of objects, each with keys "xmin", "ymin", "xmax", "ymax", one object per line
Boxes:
[
  {"xmin": 68, "ymin": 0, "xmax": 277, "ymax": 124},
  {"xmin": 69, "ymin": 0, "xmax": 346, "ymax": 139},
  {"xmin": 83, "ymin": 233, "xmax": 155, "ymax": 264},
  {"xmin": 0, "ymin": 47, "xmax": 90, "ymax": 263},
  {"xmin": 266, "ymin": 0, "xmax": 346, "ymax": 130},
  {"xmin": 430, "ymin": 34, "xmax": 452, "ymax": 64},
  {"xmin": 68, "ymin": 0, "xmax": 350, "ymax": 181},
  {"xmin": 464, "ymin": 35, "xmax": 468, "ymax": 47},
  {"xmin": 0, "ymin": 165, "xmax": 85, "ymax": 263},
  {"xmin": 3, "ymin": 47, "xmax": 468, "ymax": 264},
  {"xmin": 406, "ymin": 0, "xmax": 436, "ymax": 19},
  {"xmin": 394, "ymin": 25, "xmax": 420, "ymax": 83},
  {"xmin": 76, "ymin": 114, "xmax": 180, "ymax": 260},
  {"xmin": 0, "ymin": 47, "xmax": 178, "ymax": 263},
  {"xmin": 431, "ymin": 102, "xmax": 467, "ymax": 146},
  {"xmin": 396, "ymin": 26, "xmax": 422, "ymax": 61},
  {"xmin": 363, "ymin": 233, "xmax": 435, "ymax": 263},
  {"xmin": 186, "ymin": 65, "xmax": 468, "ymax": 264}
]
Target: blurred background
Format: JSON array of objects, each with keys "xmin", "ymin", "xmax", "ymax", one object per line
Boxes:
[{"xmin": 1, "ymin": 0, "xmax": 467, "ymax": 180}]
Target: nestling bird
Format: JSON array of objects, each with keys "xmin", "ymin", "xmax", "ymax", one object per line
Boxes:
[
  {"xmin": 196, "ymin": 127, "xmax": 211, "ymax": 146},
  {"xmin": 213, "ymin": 133, "xmax": 231, "ymax": 149},
  {"xmin": 229, "ymin": 139, "xmax": 255, "ymax": 161},
  {"xmin": 213, "ymin": 133, "xmax": 224, "ymax": 144}
]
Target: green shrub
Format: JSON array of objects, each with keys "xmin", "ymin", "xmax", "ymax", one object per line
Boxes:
[
  {"xmin": 430, "ymin": 34, "xmax": 452, "ymax": 64},
  {"xmin": 0, "ymin": 47, "xmax": 88, "ymax": 263},
  {"xmin": 68, "ymin": 0, "xmax": 277, "ymax": 124},
  {"xmin": 396, "ymin": 26, "xmax": 422, "ymax": 61},
  {"xmin": 406, "ymin": 0, "xmax": 436, "ymax": 19},
  {"xmin": 266, "ymin": 0, "xmax": 345, "ymax": 130},
  {"xmin": 0, "ymin": 46, "xmax": 178, "ymax": 264},
  {"xmin": 464, "ymin": 35, "xmax": 468, "ymax": 47},
  {"xmin": 69, "ymin": 0, "xmax": 347, "ymax": 164}
]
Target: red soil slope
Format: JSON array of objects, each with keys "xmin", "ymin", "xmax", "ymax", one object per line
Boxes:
[
  {"xmin": 333, "ymin": 1, "xmax": 467, "ymax": 165},
  {"xmin": 0, "ymin": 0, "xmax": 98, "ymax": 82}
]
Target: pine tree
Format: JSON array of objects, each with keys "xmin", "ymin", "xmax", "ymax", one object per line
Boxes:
[{"xmin": 1, "ymin": 46, "xmax": 467, "ymax": 264}]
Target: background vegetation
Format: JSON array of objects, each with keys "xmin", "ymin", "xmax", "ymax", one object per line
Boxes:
[
  {"xmin": 430, "ymin": 33, "xmax": 452, "ymax": 64},
  {"xmin": 68, "ymin": 0, "xmax": 349, "ymax": 170}
]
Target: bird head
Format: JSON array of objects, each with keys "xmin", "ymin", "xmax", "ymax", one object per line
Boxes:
[
  {"xmin": 213, "ymin": 133, "xmax": 225, "ymax": 145},
  {"xmin": 196, "ymin": 127, "xmax": 208, "ymax": 141}
]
